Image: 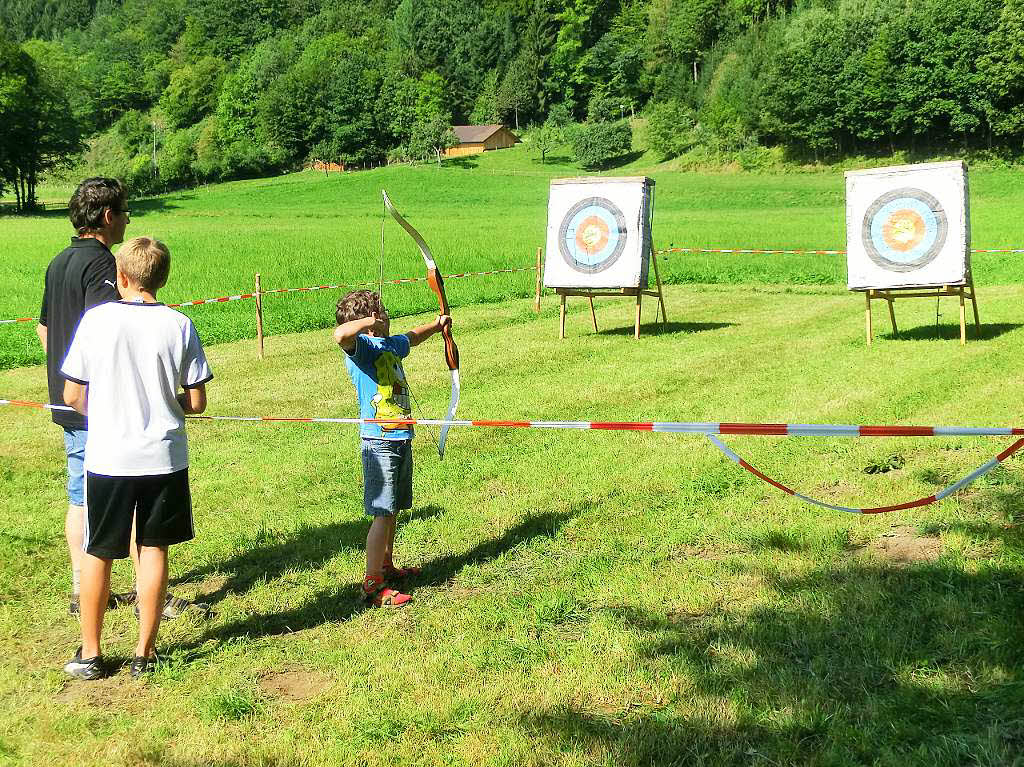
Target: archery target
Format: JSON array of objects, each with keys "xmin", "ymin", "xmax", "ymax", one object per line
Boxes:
[
  {"xmin": 847, "ymin": 161, "xmax": 969, "ymax": 290},
  {"xmin": 544, "ymin": 177, "xmax": 654, "ymax": 289},
  {"xmin": 558, "ymin": 197, "xmax": 628, "ymax": 273}
]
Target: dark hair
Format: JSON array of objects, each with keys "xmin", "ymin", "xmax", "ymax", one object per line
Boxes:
[
  {"xmin": 68, "ymin": 178, "xmax": 126, "ymax": 234},
  {"xmin": 336, "ymin": 289, "xmax": 384, "ymax": 325}
]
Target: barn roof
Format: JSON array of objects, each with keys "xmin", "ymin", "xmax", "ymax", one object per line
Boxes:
[{"xmin": 452, "ymin": 124, "xmax": 513, "ymax": 143}]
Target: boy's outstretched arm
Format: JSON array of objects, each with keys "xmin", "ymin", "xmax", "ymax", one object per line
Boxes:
[
  {"xmin": 178, "ymin": 383, "xmax": 207, "ymax": 414},
  {"xmin": 406, "ymin": 315, "xmax": 451, "ymax": 347},
  {"xmin": 334, "ymin": 315, "xmax": 387, "ymax": 352}
]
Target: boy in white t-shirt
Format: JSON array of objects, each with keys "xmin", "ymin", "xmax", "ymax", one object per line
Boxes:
[{"xmin": 61, "ymin": 236, "xmax": 212, "ymax": 680}]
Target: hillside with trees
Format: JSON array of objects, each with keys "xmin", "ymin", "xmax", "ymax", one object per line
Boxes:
[{"xmin": 1, "ymin": 0, "xmax": 1022, "ymax": 209}]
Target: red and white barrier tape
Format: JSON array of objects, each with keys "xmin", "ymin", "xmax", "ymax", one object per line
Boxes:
[
  {"xmin": 708, "ymin": 434, "xmax": 1024, "ymax": 514},
  {"xmin": 0, "ymin": 267, "xmax": 540, "ymax": 325},
  {"xmin": 657, "ymin": 247, "xmax": 846, "ymax": 255},
  {"xmin": 654, "ymin": 246, "xmax": 1024, "ymax": 256},
  {"xmin": 3, "ymin": 400, "xmax": 1023, "ymax": 437},
  {"xmin": 4, "ymin": 398, "xmax": 1020, "ymax": 514}
]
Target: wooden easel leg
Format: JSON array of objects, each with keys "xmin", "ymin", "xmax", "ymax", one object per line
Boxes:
[
  {"xmin": 959, "ymin": 289, "xmax": 967, "ymax": 345},
  {"xmin": 865, "ymin": 292, "xmax": 872, "ymax": 346},
  {"xmin": 651, "ymin": 249, "xmax": 667, "ymax": 326},
  {"xmin": 634, "ymin": 291, "xmax": 642, "ymax": 340},
  {"xmin": 886, "ymin": 296, "xmax": 897, "ymax": 336},
  {"xmin": 588, "ymin": 296, "xmax": 598, "ymax": 332},
  {"xmin": 559, "ymin": 293, "xmax": 566, "ymax": 339},
  {"xmin": 971, "ymin": 285, "xmax": 980, "ymax": 333}
]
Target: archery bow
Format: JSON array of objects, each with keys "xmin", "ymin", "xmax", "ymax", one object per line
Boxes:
[{"xmin": 381, "ymin": 190, "xmax": 460, "ymax": 459}]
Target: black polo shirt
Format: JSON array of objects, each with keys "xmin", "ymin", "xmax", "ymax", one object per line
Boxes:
[{"xmin": 39, "ymin": 236, "xmax": 119, "ymax": 429}]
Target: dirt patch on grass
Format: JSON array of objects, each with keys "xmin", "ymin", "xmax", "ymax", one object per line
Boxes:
[
  {"xmin": 55, "ymin": 675, "xmax": 139, "ymax": 707},
  {"xmin": 258, "ymin": 669, "xmax": 330, "ymax": 702},
  {"xmin": 865, "ymin": 524, "xmax": 941, "ymax": 564}
]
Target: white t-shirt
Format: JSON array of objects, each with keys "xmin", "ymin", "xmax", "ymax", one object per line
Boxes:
[{"xmin": 61, "ymin": 301, "xmax": 213, "ymax": 476}]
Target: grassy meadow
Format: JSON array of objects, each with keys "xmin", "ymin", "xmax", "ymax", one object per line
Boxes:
[
  {"xmin": 2, "ymin": 144, "xmax": 1024, "ymax": 369},
  {"xmin": 2, "ymin": 282, "xmax": 1024, "ymax": 765},
  {"xmin": 1, "ymin": 150, "xmax": 1024, "ymax": 765}
]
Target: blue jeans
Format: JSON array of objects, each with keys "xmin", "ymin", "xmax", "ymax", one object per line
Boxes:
[
  {"xmin": 63, "ymin": 427, "xmax": 87, "ymax": 506},
  {"xmin": 361, "ymin": 438, "xmax": 412, "ymax": 517}
]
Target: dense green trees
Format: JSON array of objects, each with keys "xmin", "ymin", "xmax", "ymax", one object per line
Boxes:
[
  {"xmin": 1, "ymin": 0, "xmax": 1022, "ymax": 204},
  {"xmin": 0, "ymin": 33, "xmax": 83, "ymax": 210}
]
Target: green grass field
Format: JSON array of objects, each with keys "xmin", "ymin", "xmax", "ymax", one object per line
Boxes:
[
  {"xmin": 2, "ymin": 144, "xmax": 1024, "ymax": 369},
  {"xmin": 3, "ymin": 283, "xmax": 1024, "ymax": 765},
  {"xmin": 1, "ymin": 151, "xmax": 1023, "ymax": 765}
]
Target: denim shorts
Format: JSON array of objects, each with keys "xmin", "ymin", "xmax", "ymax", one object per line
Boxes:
[
  {"xmin": 63, "ymin": 427, "xmax": 87, "ymax": 506},
  {"xmin": 361, "ymin": 438, "xmax": 412, "ymax": 517}
]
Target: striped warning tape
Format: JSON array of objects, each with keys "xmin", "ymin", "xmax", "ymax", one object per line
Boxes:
[
  {"xmin": 3, "ymin": 399, "xmax": 1019, "ymax": 514},
  {"xmin": 709, "ymin": 434, "xmax": 1024, "ymax": 514},
  {"xmin": 3, "ymin": 401, "xmax": 1023, "ymax": 437},
  {"xmin": 657, "ymin": 247, "xmax": 846, "ymax": 255},
  {"xmin": 654, "ymin": 247, "xmax": 1024, "ymax": 256},
  {"xmin": 0, "ymin": 267, "xmax": 540, "ymax": 325}
]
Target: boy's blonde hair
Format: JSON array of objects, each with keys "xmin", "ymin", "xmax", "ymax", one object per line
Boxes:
[{"xmin": 117, "ymin": 236, "xmax": 171, "ymax": 292}]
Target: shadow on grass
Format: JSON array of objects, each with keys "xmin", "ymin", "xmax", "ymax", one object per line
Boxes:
[
  {"xmin": 534, "ymin": 154, "xmax": 573, "ymax": 165},
  {"xmin": 526, "ymin": 551, "xmax": 1024, "ymax": 764},
  {"xmin": 879, "ymin": 322, "xmax": 1022, "ymax": 342},
  {"xmin": 599, "ymin": 151, "xmax": 646, "ymax": 169},
  {"xmin": 173, "ymin": 505, "xmax": 445, "ymax": 605},
  {"xmin": 131, "ymin": 195, "xmax": 195, "ymax": 215},
  {"xmin": 597, "ymin": 321, "xmax": 735, "ymax": 337},
  {"xmin": 1, "ymin": 195, "xmax": 191, "ymax": 219},
  {"xmin": 442, "ymin": 156, "xmax": 480, "ymax": 169},
  {"xmin": 188, "ymin": 508, "xmax": 579, "ymax": 643}
]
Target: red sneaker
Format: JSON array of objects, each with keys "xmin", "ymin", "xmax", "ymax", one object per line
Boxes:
[{"xmin": 362, "ymin": 576, "xmax": 411, "ymax": 607}]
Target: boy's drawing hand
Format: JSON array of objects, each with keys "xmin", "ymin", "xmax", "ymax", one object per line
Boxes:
[{"xmin": 368, "ymin": 313, "xmax": 390, "ymax": 337}]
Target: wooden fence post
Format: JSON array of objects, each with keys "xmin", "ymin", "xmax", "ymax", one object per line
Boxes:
[
  {"xmin": 255, "ymin": 273, "xmax": 265, "ymax": 360},
  {"xmin": 534, "ymin": 246, "xmax": 543, "ymax": 313}
]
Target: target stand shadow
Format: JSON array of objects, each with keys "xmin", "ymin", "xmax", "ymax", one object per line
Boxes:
[
  {"xmin": 861, "ymin": 279, "xmax": 980, "ymax": 346},
  {"xmin": 846, "ymin": 161, "xmax": 980, "ymax": 346},
  {"xmin": 543, "ymin": 176, "xmax": 668, "ymax": 340}
]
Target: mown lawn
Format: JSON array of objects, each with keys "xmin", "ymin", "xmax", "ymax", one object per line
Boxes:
[
  {"xmin": 2, "ymin": 145, "xmax": 1023, "ymax": 369},
  {"xmin": 1, "ymin": 282, "xmax": 1022, "ymax": 766}
]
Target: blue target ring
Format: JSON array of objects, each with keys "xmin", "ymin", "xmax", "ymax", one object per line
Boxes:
[
  {"xmin": 862, "ymin": 187, "xmax": 947, "ymax": 272},
  {"xmin": 558, "ymin": 197, "xmax": 628, "ymax": 273}
]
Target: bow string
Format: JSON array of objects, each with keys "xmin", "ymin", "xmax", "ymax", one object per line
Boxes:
[{"xmin": 381, "ymin": 190, "xmax": 460, "ymax": 459}]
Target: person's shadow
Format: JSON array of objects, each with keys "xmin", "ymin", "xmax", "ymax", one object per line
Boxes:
[
  {"xmin": 176, "ymin": 507, "xmax": 580, "ymax": 647},
  {"xmin": 173, "ymin": 504, "xmax": 445, "ymax": 607}
]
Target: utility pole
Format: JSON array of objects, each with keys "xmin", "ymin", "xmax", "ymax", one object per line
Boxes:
[{"xmin": 151, "ymin": 123, "xmax": 159, "ymax": 181}]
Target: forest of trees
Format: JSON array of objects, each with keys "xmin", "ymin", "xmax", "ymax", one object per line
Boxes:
[{"xmin": 1, "ymin": 0, "xmax": 1023, "ymax": 209}]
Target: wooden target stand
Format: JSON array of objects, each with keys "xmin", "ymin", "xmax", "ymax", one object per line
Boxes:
[
  {"xmin": 556, "ymin": 249, "xmax": 668, "ymax": 340},
  {"xmin": 861, "ymin": 273, "xmax": 980, "ymax": 346}
]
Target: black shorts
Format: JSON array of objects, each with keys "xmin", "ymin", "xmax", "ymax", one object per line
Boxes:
[{"xmin": 84, "ymin": 469, "xmax": 194, "ymax": 558}]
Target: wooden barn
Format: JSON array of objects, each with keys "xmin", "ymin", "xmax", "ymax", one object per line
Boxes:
[{"xmin": 445, "ymin": 125, "xmax": 519, "ymax": 158}]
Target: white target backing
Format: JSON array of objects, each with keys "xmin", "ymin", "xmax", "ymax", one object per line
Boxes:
[
  {"xmin": 543, "ymin": 177, "xmax": 654, "ymax": 289},
  {"xmin": 846, "ymin": 161, "xmax": 969, "ymax": 290}
]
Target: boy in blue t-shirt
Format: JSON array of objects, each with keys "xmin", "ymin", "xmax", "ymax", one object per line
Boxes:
[{"xmin": 334, "ymin": 290, "xmax": 450, "ymax": 607}]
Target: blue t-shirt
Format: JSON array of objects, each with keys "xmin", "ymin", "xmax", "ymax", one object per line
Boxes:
[{"xmin": 344, "ymin": 334, "xmax": 414, "ymax": 440}]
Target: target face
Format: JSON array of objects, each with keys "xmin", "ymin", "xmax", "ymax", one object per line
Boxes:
[
  {"xmin": 544, "ymin": 177, "xmax": 654, "ymax": 290},
  {"xmin": 845, "ymin": 161, "xmax": 968, "ymax": 291},
  {"xmin": 862, "ymin": 188, "xmax": 947, "ymax": 272},
  {"xmin": 558, "ymin": 197, "xmax": 628, "ymax": 273}
]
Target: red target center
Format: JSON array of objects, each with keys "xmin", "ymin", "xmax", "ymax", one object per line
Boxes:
[
  {"xmin": 881, "ymin": 209, "xmax": 926, "ymax": 252},
  {"xmin": 575, "ymin": 215, "xmax": 610, "ymax": 254}
]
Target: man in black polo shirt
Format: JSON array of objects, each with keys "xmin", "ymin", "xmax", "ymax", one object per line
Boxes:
[
  {"xmin": 39, "ymin": 178, "xmax": 125, "ymax": 617},
  {"xmin": 38, "ymin": 178, "xmax": 194, "ymax": 621}
]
